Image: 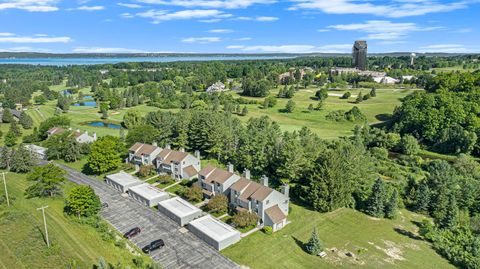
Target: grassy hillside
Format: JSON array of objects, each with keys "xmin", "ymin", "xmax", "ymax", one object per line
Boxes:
[
  {"xmin": 230, "ymin": 87, "xmax": 417, "ymax": 138},
  {"xmin": 222, "ymin": 204, "xmax": 453, "ymax": 269},
  {"xmin": 0, "ymin": 172, "xmax": 147, "ymax": 269},
  {"xmin": 17, "ymin": 82, "xmax": 417, "ymax": 143}
]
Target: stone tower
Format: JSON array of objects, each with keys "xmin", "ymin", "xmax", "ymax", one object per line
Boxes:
[{"xmin": 352, "ymin": 40, "xmax": 368, "ymax": 71}]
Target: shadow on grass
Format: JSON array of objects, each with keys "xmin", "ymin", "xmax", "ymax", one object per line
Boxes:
[
  {"xmin": 394, "ymin": 228, "xmax": 423, "ymax": 241},
  {"xmin": 35, "ymin": 225, "xmax": 49, "ymax": 246},
  {"xmin": 292, "ymin": 236, "xmax": 307, "ymax": 252},
  {"xmin": 375, "ymin": 113, "xmax": 393, "ymax": 121}
]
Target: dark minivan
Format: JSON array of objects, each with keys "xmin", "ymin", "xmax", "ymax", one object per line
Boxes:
[
  {"xmin": 142, "ymin": 239, "xmax": 165, "ymax": 253},
  {"xmin": 124, "ymin": 227, "xmax": 141, "ymax": 239}
]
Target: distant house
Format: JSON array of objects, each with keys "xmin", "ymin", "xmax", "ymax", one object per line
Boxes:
[
  {"xmin": 25, "ymin": 144, "xmax": 47, "ymax": 160},
  {"xmin": 128, "ymin": 142, "xmax": 162, "ymax": 166},
  {"xmin": 155, "ymin": 145, "xmax": 201, "ymax": 180},
  {"xmin": 0, "ymin": 108, "xmax": 23, "ymax": 122},
  {"xmin": 373, "ymin": 76, "xmax": 399, "ymax": 85},
  {"xmin": 197, "ymin": 164, "xmax": 240, "ymax": 199},
  {"xmin": 206, "ymin": 82, "xmax": 227, "ymax": 93},
  {"xmin": 47, "ymin": 127, "xmax": 97, "ymax": 144},
  {"xmin": 197, "ymin": 163, "xmax": 290, "ymax": 232}
]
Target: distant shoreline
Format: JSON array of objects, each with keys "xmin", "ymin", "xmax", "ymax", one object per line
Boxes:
[{"xmin": 0, "ymin": 51, "xmax": 475, "ymax": 59}]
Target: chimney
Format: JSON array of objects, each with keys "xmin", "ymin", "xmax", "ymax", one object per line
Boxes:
[
  {"xmin": 281, "ymin": 183, "xmax": 290, "ymax": 197},
  {"xmin": 243, "ymin": 169, "xmax": 251, "ymax": 180},
  {"xmin": 261, "ymin": 175, "xmax": 268, "ymax": 187},
  {"xmin": 180, "ymin": 147, "xmax": 185, "ymax": 152},
  {"xmin": 194, "ymin": 150, "xmax": 200, "ymax": 160},
  {"xmin": 165, "ymin": 144, "xmax": 171, "ymax": 149},
  {"xmin": 227, "ymin": 163, "xmax": 234, "ymax": 173},
  {"xmin": 152, "ymin": 142, "xmax": 158, "ymax": 147}
]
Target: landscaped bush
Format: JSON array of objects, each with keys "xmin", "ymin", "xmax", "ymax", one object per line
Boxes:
[
  {"xmin": 341, "ymin": 92, "xmax": 351, "ymax": 99},
  {"xmin": 263, "ymin": 226, "xmax": 273, "ymax": 235},
  {"xmin": 231, "ymin": 211, "xmax": 258, "ymax": 228},
  {"xmin": 181, "ymin": 185, "xmax": 203, "ymax": 202},
  {"xmin": 206, "ymin": 195, "xmax": 228, "ymax": 214},
  {"xmin": 138, "ymin": 165, "xmax": 155, "ymax": 178}
]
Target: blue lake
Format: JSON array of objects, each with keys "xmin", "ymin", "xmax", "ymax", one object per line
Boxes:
[
  {"xmin": 88, "ymin": 121, "xmax": 122, "ymax": 129},
  {"xmin": 0, "ymin": 55, "xmax": 295, "ymax": 66},
  {"xmin": 74, "ymin": 101, "xmax": 97, "ymax": 106}
]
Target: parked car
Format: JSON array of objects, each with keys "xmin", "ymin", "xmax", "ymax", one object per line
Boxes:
[
  {"xmin": 142, "ymin": 239, "xmax": 165, "ymax": 253},
  {"xmin": 124, "ymin": 227, "xmax": 141, "ymax": 239}
]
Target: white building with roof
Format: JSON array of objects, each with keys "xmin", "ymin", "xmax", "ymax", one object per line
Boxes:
[
  {"xmin": 155, "ymin": 146, "xmax": 201, "ymax": 180},
  {"xmin": 128, "ymin": 183, "xmax": 169, "ymax": 207},
  {"xmin": 188, "ymin": 215, "xmax": 241, "ymax": 250},
  {"xmin": 158, "ymin": 197, "xmax": 203, "ymax": 226},
  {"xmin": 25, "ymin": 144, "xmax": 47, "ymax": 160},
  {"xmin": 128, "ymin": 142, "xmax": 162, "ymax": 166},
  {"xmin": 105, "ymin": 171, "xmax": 143, "ymax": 193}
]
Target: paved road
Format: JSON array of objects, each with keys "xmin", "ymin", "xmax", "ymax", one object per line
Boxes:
[{"xmin": 58, "ymin": 164, "xmax": 240, "ymax": 269}]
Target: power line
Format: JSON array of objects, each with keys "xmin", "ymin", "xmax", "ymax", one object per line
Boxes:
[{"xmin": 37, "ymin": 205, "xmax": 50, "ymax": 247}]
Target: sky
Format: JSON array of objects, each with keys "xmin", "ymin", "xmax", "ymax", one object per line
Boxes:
[{"xmin": 0, "ymin": 0, "xmax": 479, "ymax": 54}]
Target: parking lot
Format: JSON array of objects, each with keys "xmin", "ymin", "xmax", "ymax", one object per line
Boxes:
[{"xmin": 59, "ymin": 164, "xmax": 240, "ymax": 269}]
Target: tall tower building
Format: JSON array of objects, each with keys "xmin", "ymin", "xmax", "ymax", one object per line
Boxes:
[{"xmin": 352, "ymin": 40, "xmax": 368, "ymax": 70}]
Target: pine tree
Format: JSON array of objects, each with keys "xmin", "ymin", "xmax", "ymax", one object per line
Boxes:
[
  {"xmin": 19, "ymin": 113, "xmax": 33, "ymax": 129},
  {"xmin": 305, "ymin": 227, "xmax": 323, "ymax": 255},
  {"xmin": 370, "ymin": 87, "xmax": 377, "ymax": 97},
  {"xmin": 4, "ymin": 131, "xmax": 17, "ymax": 147},
  {"xmin": 9, "ymin": 121, "xmax": 21, "ymax": 136},
  {"xmin": 2, "ymin": 109, "xmax": 14, "ymax": 123},
  {"xmin": 414, "ymin": 181, "xmax": 430, "ymax": 213},
  {"xmin": 385, "ymin": 188, "xmax": 398, "ymax": 219},
  {"xmin": 285, "ymin": 100, "xmax": 296, "ymax": 113},
  {"xmin": 355, "ymin": 91, "xmax": 363, "ymax": 104},
  {"xmin": 241, "ymin": 106, "xmax": 248, "ymax": 116},
  {"xmin": 366, "ymin": 178, "xmax": 388, "ymax": 217},
  {"xmin": 438, "ymin": 194, "xmax": 458, "ymax": 230},
  {"xmin": 0, "ymin": 147, "xmax": 11, "ymax": 169}
]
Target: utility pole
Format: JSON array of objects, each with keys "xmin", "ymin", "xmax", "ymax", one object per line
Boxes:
[
  {"xmin": 2, "ymin": 172, "xmax": 9, "ymax": 206},
  {"xmin": 37, "ymin": 205, "xmax": 50, "ymax": 247}
]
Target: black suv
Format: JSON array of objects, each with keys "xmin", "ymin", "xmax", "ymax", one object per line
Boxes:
[
  {"xmin": 142, "ymin": 239, "xmax": 165, "ymax": 253},
  {"xmin": 124, "ymin": 227, "xmax": 141, "ymax": 239}
]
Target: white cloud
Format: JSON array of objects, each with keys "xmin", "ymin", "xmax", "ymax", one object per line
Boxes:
[
  {"xmin": 137, "ymin": 0, "xmax": 276, "ymax": 9},
  {"xmin": 290, "ymin": 0, "xmax": 469, "ymax": 18},
  {"xmin": 182, "ymin": 37, "xmax": 222, "ymax": 43},
  {"xmin": 234, "ymin": 16, "xmax": 279, "ymax": 21},
  {"xmin": 121, "ymin": 12, "xmax": 135, "ymax": 18},
  {"xmin": 136, "ymin": 9, "xmax": 231, "ymax": 23},
  {"xmin": 0, "ymin": 0, "xmax": 59, "ymax": 12},
  {"xmin": 73, "ymin": 47, "xmax": 146, "ymax": 53},
  {"xmin": 117, "ymin": 2, "xmax": 144, "ymax": 8},
  {"xmin": 76, "ymin": 5, "xmax": 105, "ymax": 11},
  {"xmin": 418, "ymin": 44, "xmax": 476, "ymax": 53},
  {"xmin": 0, "ymin": 46, "xmax": 51, "ymax": 52},
  {"xmin": 255, "ymin": 16, "xmax": 278, "ymax": 21},
  {"xmin": 0, "ymin": 34, "xmax": 72, "ymax": 43},
  {"xmin": 0, "ymin": 33, "xmax": 15, "ymax": 37},
  {"xmin": 226, "ymin": 43, "xmax": 352, "ymax": 53},
  {"xmin": 317, "ymin": 29, "xmax": 330, "ymax": 32},
  {"xmin": 235, "ymin": 37, "xmax": 252, "ymax": 41},
  {"xmin": 209, "ymin": 29, "xmax": 234, "ymax": 33},
  {"xmin": 326, "ymin": 20, "xmax": 442, "ymax": 40}
]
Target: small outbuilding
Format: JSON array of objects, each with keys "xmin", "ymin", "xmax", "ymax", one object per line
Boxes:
[
  {"xmin": 188, "ymin": 215, "xmax": 241, "ymax": 251},
  {"xmin": 128, "ymin": 183, "xmax": 169, "ymax": 207},
  {"xmin": 105, "ymin": 171, "xmax": 143, "ymax": 193},
  {"xmin": 158, "ymin": 197, "xmax": 202, "ymax": 226}
]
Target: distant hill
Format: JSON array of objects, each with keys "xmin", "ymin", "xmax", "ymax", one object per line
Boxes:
[{"xmin": 0, "ymin": 52, "xmax": 476, "ymax": 58}]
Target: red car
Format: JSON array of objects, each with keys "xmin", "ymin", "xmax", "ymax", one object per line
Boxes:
[{"xmin": 124, "ymin": 227, "xmax": 141, "ymax": 239}]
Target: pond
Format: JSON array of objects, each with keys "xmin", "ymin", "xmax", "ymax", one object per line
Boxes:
[
  {"xmin": 74, "ymin": 101, "xmax": 97, "ymax": 106},
  {"xmin": 88, "ymin": 121, "xmax": 122, "ymax": 129}
]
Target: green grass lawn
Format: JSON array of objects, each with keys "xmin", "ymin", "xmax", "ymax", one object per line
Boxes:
[
  {"xmin": 229, "ymin": 87, "xmax": 418, "ymax": 139},
  {"xmin": 0, "ymin": 172, "xmax": 148, "ymax": 269},
  {"xmin": 222, "ymin": 204, "xmax": 453, "ymax": 269}
]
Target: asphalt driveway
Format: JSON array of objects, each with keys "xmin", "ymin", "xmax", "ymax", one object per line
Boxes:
[{"xmin": 59, "ymin": 164, "xmax": 239, "ymax": 269}]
